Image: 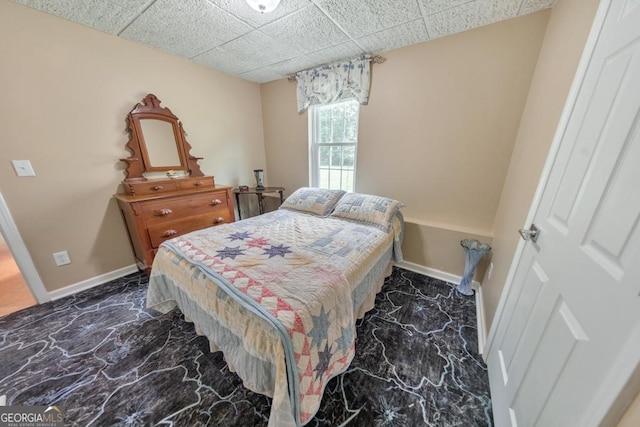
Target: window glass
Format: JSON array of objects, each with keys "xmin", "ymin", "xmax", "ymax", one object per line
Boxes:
[{"xmin": 309, "ymin": 100, "xmax": 359, "ymax": 192}]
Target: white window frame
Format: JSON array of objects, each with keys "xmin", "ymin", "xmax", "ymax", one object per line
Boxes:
[{"xmin": 308, "ymin": 99, "xmax": 359, "ymax": 192}]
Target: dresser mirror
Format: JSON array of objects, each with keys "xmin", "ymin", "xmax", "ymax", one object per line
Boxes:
[
  {"xmin": 120, "ymin": 94, "xmax": 204, "ymax": 182},
  {"xmin": 139, "ymin": 118, "xmax": 181, "ymax": 168}
]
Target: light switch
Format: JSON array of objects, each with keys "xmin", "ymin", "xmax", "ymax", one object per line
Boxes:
[{"xmin": 11, "ymin": 160, "xmax": 36, "ymax": 177}]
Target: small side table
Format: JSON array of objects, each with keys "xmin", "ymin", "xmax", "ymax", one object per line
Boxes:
[{"xmin": 234, "ymin": 187, "xmax": 285, "ymax": 220}]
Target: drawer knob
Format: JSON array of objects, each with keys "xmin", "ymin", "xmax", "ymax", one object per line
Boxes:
[
  {"xmin": 213, "ymin": 217, "xmax": 225, "ymax": 224},
  {"xmin": 161, "ymin": 229, "xmax": 178, "ymax": 237},
  {"xmin": 151, "ymin": 185, "xmax": 164, "ymax": 191},
  {"xmin": 210, "ymin": 199, "xmax": 222, "ymax": 206},
  {"xmin": 153, "ymin": 208, "xmax": 173, "ymax": 217},
  {"xmin": 194, "ymin": 181, "xmax": 203, "ymax": 187}
]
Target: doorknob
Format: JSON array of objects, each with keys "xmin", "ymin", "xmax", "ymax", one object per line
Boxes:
[{"xmin": 519, "ymin": 224, "xmax": 540, "ymax": 242}]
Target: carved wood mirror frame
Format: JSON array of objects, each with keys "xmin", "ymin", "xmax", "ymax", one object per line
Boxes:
[{"xmin": 120, "ymin": 94, "xmax": 204, "ymax": 182}]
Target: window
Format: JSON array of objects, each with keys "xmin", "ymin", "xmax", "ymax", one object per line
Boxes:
[{"xmin": 309, "ymin": 99, "xmax": 359, "ymax": 192}]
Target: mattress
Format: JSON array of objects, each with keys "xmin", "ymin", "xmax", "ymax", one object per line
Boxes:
[{"xmin": 146, "ymin": 209, "xmax": 403, "ymax": 426}]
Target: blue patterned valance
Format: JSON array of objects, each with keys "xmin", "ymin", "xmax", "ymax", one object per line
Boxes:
[{"xmin": 296, "ymin": 55, "xmax": 372, "ymax": 113}]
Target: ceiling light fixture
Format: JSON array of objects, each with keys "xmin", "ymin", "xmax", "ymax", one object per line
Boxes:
[{"xmin": 245, "ymin": 0, "xmax": 281, "ymax": 13}]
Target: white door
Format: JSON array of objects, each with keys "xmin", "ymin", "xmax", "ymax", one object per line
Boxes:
[
  {"xmin": 486, "ymin": 0, "xmax": 640, "ymax": 426},
  {"xmin": 0, "ymin": 193, "xmax": 49, "ymax": 304}
]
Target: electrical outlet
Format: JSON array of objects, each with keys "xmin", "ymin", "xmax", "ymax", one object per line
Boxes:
[
  {"xmin": 53, "ymin": 251, "xmax": 71, "ymax": 266},
  {"xmin": 11, "ymin": 160, "xmax": 36, "ymax": 177}
]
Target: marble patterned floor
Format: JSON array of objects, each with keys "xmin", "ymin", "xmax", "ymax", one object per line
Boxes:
[{"xmin": 0, "ymin": 267, "xmax": 493, "ymax": 426}]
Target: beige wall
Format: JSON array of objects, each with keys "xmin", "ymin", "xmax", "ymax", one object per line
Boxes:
[
  {"xmin": 482, "ymin": 0, "xmax": 601, "ymax": 327},
  {"xmin": 618, "ymin": 392, "xmax": 640, "ymax": 427},
  {"xmin": 260, "ymin": 78, "xmax": 309, "ymax": 191},
  {"xmin": 0, "ymin": 2, "xmax": 266, "ymax": 291},
  {"xmin": 262, "ymin": 11, "xmax": 550, "ymax": 277}
]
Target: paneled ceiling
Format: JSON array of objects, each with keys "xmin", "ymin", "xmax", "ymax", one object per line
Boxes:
[{"xmin": 11, "ymin": 0, "xmax": 556, "ymax": 83}]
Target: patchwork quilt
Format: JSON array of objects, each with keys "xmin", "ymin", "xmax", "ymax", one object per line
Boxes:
[{"xmin": 147, "ymin": 209, "xmax": 402, "ymax": 426}]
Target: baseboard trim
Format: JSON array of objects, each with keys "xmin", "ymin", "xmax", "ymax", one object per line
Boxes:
[
  {"xmin": 395, "ymin": 260, "xmax": 480, "ymax": 288},
  {"xmin": 48, "ymin": 264, "xmax": 139, "ymax": 300},
  {"xmin": 396, "ymin": 260, "xmax": 462, "ymax": 285},
  {"xmin": 396, "ymin": 260, "xmax": 486, "ymax": 356},
  {"xmin": 475, "ymin": 285, "xmax": 487, "ymax": 358}
]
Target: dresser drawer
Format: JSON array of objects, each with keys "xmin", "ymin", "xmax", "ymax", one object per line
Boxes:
[
  {"xmin": 115, "ymin": 184, "xmax": 234, "ymax": 271},
  {"xmin": 141, "ymin": 191, "xmax": 229, "ymax": 225},
  {"xmin": 147, "ymin": 211, "xmax": 232, "ymax": 248},
  {"xmin": 125, "ymin": 176, "xmax": 215, "ymax": 196}
]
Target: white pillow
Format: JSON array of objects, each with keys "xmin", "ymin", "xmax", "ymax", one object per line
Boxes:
[{"xmin": 279, "ymin": 187, "xmax": 346, "ymax": 216}]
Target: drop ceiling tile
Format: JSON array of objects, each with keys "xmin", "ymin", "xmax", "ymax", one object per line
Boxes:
[
  {"xmin": 260, "ymin": 5, "xmax": 349, "ymax": 54},
  {"xmin": 122, "ymin": 0, "xmax": 252, "ymax": 55},
  {"xmin": 14, "ymin": 0, "xmax": 135, "ymax": 34},
  {"xmin": 426, "ymin": 0, "xmax": 520, "ymax": 39},
  {"xmin": 238, "ymin": 67, "xmax": 285, "ymax": 84},
  {"xmin": 105, "ymin": 0, "xmax": 150, "ymax": 10},
  {"xmin": 192, "ymin": 45, "xmax": 259, "ymax": 75},
  {"xmin": 480, "ymin": 0, "xmax": 522, "ymax": 25},
  {"xmin": 193, "ymin": 2, "xmax": 254, "ymax": 43},
  {"xmin": 208, "ymin": 0, "xmax": 312, "ymax": 29},
  {"xmin": 307, "ymin": 42, "xmax": 365, "ymax": 66},
  {"xmin": 267, "ymin": 55, "xmax": 321, "ymax": 75},
  {"xmin": 120, "ymin": 0, "xmax": 198, "ymax": 40},
  {"xmin": 174, "ymin": 0, "xmax": 222, "ymax": 21},
  {"xmin": 121, "ymin": 22, "xmax": 184, "ymax": 52},
  {"xmin": 519, "ymin": 0, "xmax": 556, "ymax": 15},
  {"xmin": 134, "ymin": 0, "xmax": 199, "ymax": 27},
  {"xmin": 315, "ymin": 0, "xmax": 421, "ymax": 39},
  {"xmin": 160, "ymin": 23, "xmax": 227, "ymax": 59},
  {"xmin": 218, "ymin": 30, "xmax": 302, "ymax": 66},
  {"xmin": 190, "ymin": 30, "xmax": 299, "ymax": 75},
  {"xmin": 124, "ymin": 0, "xmax": 250, "ymax": 38},
  {"xmin": 356, "ymin": 19, "xmax": 429, "ymax": 53},
  {"xmin": 419, "ymin": 0, "xmax": 475, "ymax": 15}
]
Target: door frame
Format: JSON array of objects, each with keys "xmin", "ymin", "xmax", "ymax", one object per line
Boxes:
[
  {"xmin": 485, "ymin": 0, "xmax": 639, "ymax": 423},
  {"xmin": 0, "ymin": 192, "xmax": 49, "ymax": 304}
]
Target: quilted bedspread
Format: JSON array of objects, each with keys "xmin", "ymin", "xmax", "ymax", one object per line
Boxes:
[{"xmin": 146, "ymin": 209, "xmax": 402, "ymax": 426}]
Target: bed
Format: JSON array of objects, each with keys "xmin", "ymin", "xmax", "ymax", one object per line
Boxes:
[{"xmin": 146, "ymin": 188, "xmax": 404, "ymax": 426}]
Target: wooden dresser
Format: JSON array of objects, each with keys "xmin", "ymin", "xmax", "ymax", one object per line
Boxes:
[{"xmin": 115, "ymin": 176, "xmax": 235, "ymax": 272}]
